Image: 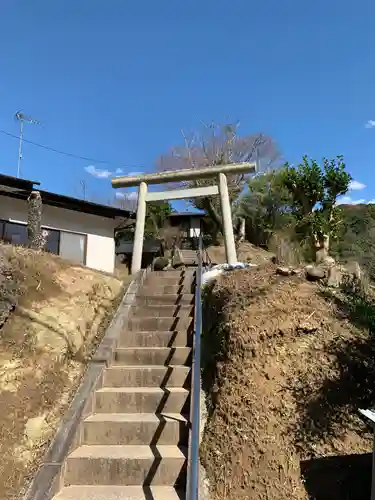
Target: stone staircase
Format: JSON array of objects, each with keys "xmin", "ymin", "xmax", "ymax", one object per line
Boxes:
[
  {"xmin": 180, "ymin": 249, "xmax": 199, "ymax": 266},
  {"xmin": 53, "ymin": 269, "xmax": 196, "ymax": 500}
]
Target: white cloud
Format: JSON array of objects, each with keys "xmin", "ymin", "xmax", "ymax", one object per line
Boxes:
[
  {"xmin": 115, "ymin": 190, "xmax": 138, "ymax": 201},
  {"xmin": 115, "ymin": 192, "xmax": 126, "ymax": 199},
  {"xmin": 368, "ymin": 199, "xmax": 375, "ymax": 204},
  {"xmin": 127, "ymin": 171, "xmax": 143, "ymax": 176},
  {"xmin": 85, "ymin": 165, "xmax": 113, "ymax": 179},
  {"xmin": 85, "ymin": 165, "xmax": 141, "ymax": 179},
  {"xmin": 337, "ymin": 195, "xmax": 366, "ymax": 205},
  {"xmin": 110, "ymin": 169, "xmax": 144, "ymax": 179},
  {"xmin": 365, "ymin": 120, "xmax": 375, "ymax": 129},
  {"xmin": 349, "ymin": 180, "xmax": 366, "ymax": 190}
]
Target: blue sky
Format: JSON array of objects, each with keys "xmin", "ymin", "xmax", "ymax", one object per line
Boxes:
[{"xmin": 1, "ymin": 0, "xmax": 375, "ymax": 208}]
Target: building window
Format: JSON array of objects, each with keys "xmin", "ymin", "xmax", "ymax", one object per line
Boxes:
[
  {"xmin": 42, "ymin": 227, "xmax": 60, "ymax": 255},
  {"xmin": 0, "ymin": 220, "xmax": 62, "ymax": 255},
  {"xmin": 2, "ymin": 221, "xmax": 28, "ymax": 246}
]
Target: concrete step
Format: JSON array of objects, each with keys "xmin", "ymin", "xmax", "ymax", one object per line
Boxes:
[
  {"xmin": 103, "ymin": 366, "xmax": 190, "ymax": 388},
  {"xmin": 150, "ymin": 270, "xmax": 195, "ymax": 278},
  {"xmin": 180, "ymin": 251, "xmax": 198, "ymax": 257},
  {"xmin": 127, "ymin": 317, "xmax": 193, "ymax": 332},
  {"xmin": 53, "ymin": 485, "xmax": 184, "ymax": 500},
  {"xmin": 130, "ymin": 305, "xmax": 194, "ymax": 318},
  {"xmin": 82, "ymin": 413, "xmax": 188, "ymax": 445},
  {"xmin": 64, "ymin": 445, "xmax": 187, "ymax": 486},
  {"xmin": 144, "ymin": 275, "xmax": 196, "ymax": 285},
  {"xmin": 118, "ymin": 331, "xmax": 191, "ymax": 348},
  {"xmin": 94, "ymin": 387, "xmax": 189, "ymax": 413},
  {"xmin": 135, "ymin": 295, "xmax": 195, "ymax": 306},
  {"xmin": 114, "ymin": 347, "xmax": 191, "ymax": 366},
  {"xmin": 139, "ymin": 284, "xmax": 194, "ymax": 295},
  {"xmin": 180, "ymin": 253, "xmax": 198, "ymax": 261}
]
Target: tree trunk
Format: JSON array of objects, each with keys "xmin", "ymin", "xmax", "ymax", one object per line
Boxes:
[
  {"xmin": 314, "ymin": 233, "xmax": 330, "ymax": 263},
  {"xmin": 202, "ymin": 197, "xmax": 223, "ymax": 234},
  {"xmin": 27, "ymin": 191, "xmax": 44, "ymax": 250},
  {"xmin": 238, "ymin": 217, "xmax": 246, "ymax": 243}
]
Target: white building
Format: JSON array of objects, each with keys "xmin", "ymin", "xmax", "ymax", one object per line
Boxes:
[{"xmin": 0, "ymin": 174, "xmax": 132, "ymax": 274}]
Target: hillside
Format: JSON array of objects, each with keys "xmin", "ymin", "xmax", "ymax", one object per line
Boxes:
[
  {"xmin": 0, "ymin": 243, "xmax": 126, "ymax": 500},
  {"xmin": 331, "ymin": 203, "xmax": 375, "ymax": 279},
  {"xmin": 201, "ymin": 264, "xmax": 375, "ymax": 499}
]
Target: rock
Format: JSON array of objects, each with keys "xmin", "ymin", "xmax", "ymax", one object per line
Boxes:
[
  {"xmin": 292, "ymin": 268, "xmax": 303, "ymax": 275},
  {"xmin": 305, "ymin": 266, "xmax": 325, "ymax": 281},
  {"xmin": 276, "ymin": 266, "xmax": 293, "ymax": 276},
  {"xmin": 153, "ymin": 257, "xmax": 169, "ymax": 271},
  {"xmin": 352, "ymin": 261, "xmax": 362, "ymax": 280},
  {"xmin": 172, "ymin": 247, "xmax": 185, "ymax": 268},
  {"xmin": 25, "ymin": 415, "xmax": 48, "ymax": 442},
  {"xmin": 343, "ymin": 261, "xmax": 362, "ymax": 279},
  {"xmin": 326, "ymin": 265, "xmax": 343, "ymax": 288},
  {"xmin": 323, "ymin": 256, "xmax": 336, "ymax": 267}
]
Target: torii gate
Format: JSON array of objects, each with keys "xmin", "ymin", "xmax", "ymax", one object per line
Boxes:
[{"xmin": 112, "ymin": 162, "xmax": 256, "ymax": 274}]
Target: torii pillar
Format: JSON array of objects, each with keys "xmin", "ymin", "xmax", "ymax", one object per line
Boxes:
[{"xmin": 112, "ymin": 162, "xmax": 256, "ymax": 274}]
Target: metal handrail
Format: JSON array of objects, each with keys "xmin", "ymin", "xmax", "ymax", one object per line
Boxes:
[
  {"xmin": 190, "ymin": 228, "xmax": 212, "ymax": 269},
  {"xmin": 186, "ymin": 232, "xmax": 203, "ymax": 500}
]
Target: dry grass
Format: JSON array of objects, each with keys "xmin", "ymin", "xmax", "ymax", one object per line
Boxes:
[
  {"xmin": 201, "ymin": 264, "xmax": 375, "ymax": 500},
  {"xmin": 268, "ymin": 233, "xmax": 304, "ymax": 266},
  {"xmin": 207, "ymin": 241, "xmax": 272, "ymax": 265},
  {"xmin": 0, "ymin": 243, "xmax": 126, "ymax": 500}
]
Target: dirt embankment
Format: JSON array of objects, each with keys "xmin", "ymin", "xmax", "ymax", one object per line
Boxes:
[
  {"xmin": 207, "ymin": 241, "xmax": 272, "ymax": 265},
  {"xmin": 0, "ymin": 243, "xmax": 127, "ymax": 500},
  {"xmin": 201, "ymin": 264, "xmax": 375, "ymax": 500}
]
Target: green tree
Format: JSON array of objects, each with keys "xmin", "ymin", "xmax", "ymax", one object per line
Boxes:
[
  {"xmin": 115, "ymin": 200, "xmax": 172, "ymax": 243},
  {"xmin": 144, "ymin": 201, "xmax": 173, "ymax": 237},
  {"xmin": 236, "ymin": 169, "xmax": 294, "ymax": 246},
  {"xmin": 331, "ymin": 204, "xmax": 375, "ymax": 279},
  {"xmin": 281, "ymin": 155, "xmax": 352, "ymax": 260}
]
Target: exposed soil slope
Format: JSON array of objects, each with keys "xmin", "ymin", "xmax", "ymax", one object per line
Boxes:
[
  {"xmin": 201, "ymin": 264, "xmax": 375, "ymax": 500},
  {"xmin": 0, "ymin": 243, "xmax": 126, "ymax": 500},
  {"xmin": 207, "ymin": 241, "xmax": 272, "ymax": 265}
]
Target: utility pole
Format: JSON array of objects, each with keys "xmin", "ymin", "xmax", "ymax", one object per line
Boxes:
[{"xmin": 15, "ymin": 111, "xmax": 40, "ymax": 178}]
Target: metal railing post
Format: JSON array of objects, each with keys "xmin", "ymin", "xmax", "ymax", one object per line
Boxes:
[{"xmin": 186, "ymin": 233, "xmax": 203, "ymax": 500}]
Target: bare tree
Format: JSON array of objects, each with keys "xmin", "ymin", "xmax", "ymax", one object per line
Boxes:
[
  {"xmin": 113, "ymin": 191, "xmax": 138, "ymax": 212},
  {"xmin": 156, "ymin": 122, "xmax": 282, "ymax": 233}
]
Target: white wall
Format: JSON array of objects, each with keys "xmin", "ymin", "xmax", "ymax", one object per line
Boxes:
[
  {"xmin": 86, "ymin": 234, "xmax": 115, "ymax": 272},
  {"xmin": 189, "ymin": 217, "xmax": 201, "ymax": 237},
  {"xmin": 0, "ymin": 195, "xmax": 118, "ymax": 273}
]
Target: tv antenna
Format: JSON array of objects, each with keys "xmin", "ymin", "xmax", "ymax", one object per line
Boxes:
[
  {"xmin": 80, "ymin": 180, "xmax": 87, "ymax": 200},
  {"xmin": 14, "ymin": 111, "xmax": 41, "ymax": 178}
]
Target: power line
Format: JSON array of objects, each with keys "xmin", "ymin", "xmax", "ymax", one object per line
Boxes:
[{"xmin": 0, "ymin": 129, "xmax": 147, "ymax": 170}]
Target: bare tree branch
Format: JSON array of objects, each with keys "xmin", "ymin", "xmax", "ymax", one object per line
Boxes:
[{"xmin": 156, "ymin": 122, "xmax": 282, "ymax": 233}]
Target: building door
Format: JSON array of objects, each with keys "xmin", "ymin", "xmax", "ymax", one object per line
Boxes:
[{"xmin": 59, "ymin": 231, "xmax": 86, "ymax": 265}]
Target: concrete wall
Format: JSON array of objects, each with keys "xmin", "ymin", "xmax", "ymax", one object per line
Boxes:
[{"xmin": 0, "ymin": 195, "xmax": 117, "ymax": 273}]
